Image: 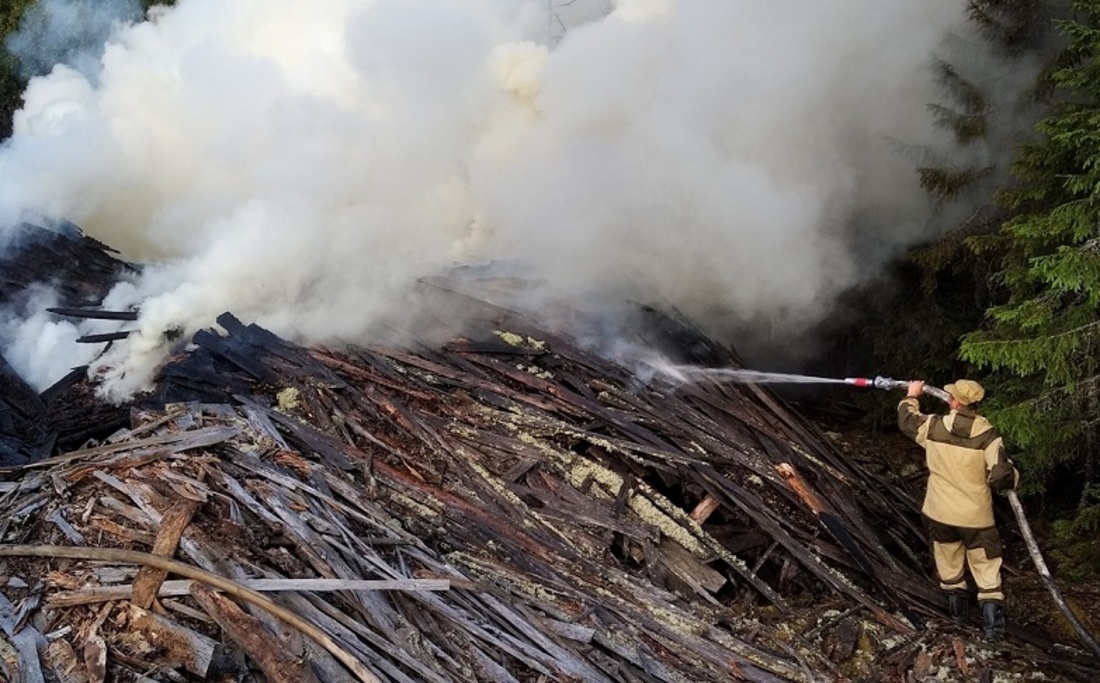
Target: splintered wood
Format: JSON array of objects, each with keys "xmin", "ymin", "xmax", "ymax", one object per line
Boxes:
[{"xmin": 0, "ymin": 312, "xmax": 1094, "ymax": 682}]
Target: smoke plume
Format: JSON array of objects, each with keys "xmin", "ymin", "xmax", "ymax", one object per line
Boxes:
[
  {"xmin": 5, "ymin": 0, "xmax": 143, "ymax": 81},
  {"xmin": 0, "ymin": 0, "xmax": 967, "ymax": 397}
]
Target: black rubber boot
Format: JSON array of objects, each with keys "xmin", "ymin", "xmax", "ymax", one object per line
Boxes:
[
  {"xmin": 981, "ymin": 601, "xmax": 1005, "ymax": 641},
  {"xmin": 946, "ymin": 591, "xmax": 969, "ymax": 624}
]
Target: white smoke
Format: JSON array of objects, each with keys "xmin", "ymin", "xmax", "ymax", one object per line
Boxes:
[
  {"xmin": 0, "ymin": 282, "xmax": 137, "ymax": 389},
  {"xmin": 4, "ymin": 0, "xmax": 143, "ymax": 81},
  {"xmin": 0, "ymin": 0, "xmax": 966, "ymax": 397}
]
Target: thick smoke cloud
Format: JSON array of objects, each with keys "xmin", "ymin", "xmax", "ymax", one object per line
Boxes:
[{"xmin": 0, "ymin": 0, "xmax": 965, "ymax": 396}]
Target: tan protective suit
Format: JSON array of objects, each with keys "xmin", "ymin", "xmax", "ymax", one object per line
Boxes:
[{"xmin": 898, "ymin": 397, "xmax": 1014, "ymax": 602}]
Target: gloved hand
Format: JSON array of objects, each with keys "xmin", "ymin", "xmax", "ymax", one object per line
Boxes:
[{"xmin": 988, "ymin": 461, "xmax": 1019, "ymax": 492}]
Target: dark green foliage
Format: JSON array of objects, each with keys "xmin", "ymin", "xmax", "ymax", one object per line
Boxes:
[
  {"xmin": 0, "ymin": 0, "xmax": 36, "ymax": 35},
  {"xmin": 884, "ymin": 6, "xmax": 1057, "ymax": 345},
  {"xmin": 960, "ymin": 0, "xmax": 1100, "ymax": 531},
  {"xmin": 933, "ymin": 58, "xmax": 989, "ymax": 115},
  {"xmin": 849, "ymin": 1, "xmax": 1100, "ymax": 539},
  {"xmin": 0, "ymin": 0, "xmax": 35, "ymax": 139},
  {"xmin": 969, "ymin": 0, "xmax": 1056, "ymax": 54},
  {"xmin": 927, "ymin": 59, "xmax": 994, "ymax": 145},
  {"xmin": 918, "ymin": 165, "xmax": 996, "ymax": 199},
  {"xmin": 852, "ymin": 2, "xmax": 1057, "ymax": 407},
  {"xmin": 0, "ymin": 52, "xmax": 23, "ymax": 138},
  {"xmin": 928, "ymin": 104, "xmax": 991, "ymax": 142}
]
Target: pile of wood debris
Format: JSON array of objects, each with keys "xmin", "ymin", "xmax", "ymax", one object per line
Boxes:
[
  {"xmin": 0, "ymin": 227, "xmax": 1096, "ymax": 682},
  {"xmin": 0, "ymin": 224, "xmax": 136, "ymax": 465}
]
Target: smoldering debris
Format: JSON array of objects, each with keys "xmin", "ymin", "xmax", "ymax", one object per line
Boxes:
[{"xmin": 0, "ymin": 300, "xmax": 1093, "ymax": 681}]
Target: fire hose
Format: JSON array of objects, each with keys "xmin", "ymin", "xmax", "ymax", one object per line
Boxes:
[{"xmin": 852, "ymin": 376, "xmax": 1100, "ymax": 659}]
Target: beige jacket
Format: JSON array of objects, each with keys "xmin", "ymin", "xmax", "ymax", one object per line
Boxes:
[{"xmin": 897, "ymin": 397, "xmax": 1008, "ymax": 528}]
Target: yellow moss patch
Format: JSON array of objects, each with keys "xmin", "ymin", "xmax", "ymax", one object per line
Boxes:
[
  {"xmin": 494, "ymin": 330, "xmax": 525, "ymax": 346},
  {"xmin": 493, "ymin": 330, "xmax": 548, "ymax": 351},
  {"xmin": 276, "ymin": 387, "xmax": 301, "ymax": 411},
  {"xmin": 567, "ymin": 460, "xmax": 706, "ymax": 556}
]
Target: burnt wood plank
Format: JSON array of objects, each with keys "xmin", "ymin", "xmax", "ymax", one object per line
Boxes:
[
  {"xmin": 189, "ymin": 584, "xmax": 312, "ymax": 683},
  {"xmin": 47, "ymin": 308, "xmax": 138, "ymax": 321},
  {"xmin": 131, "ymin": 499, "xmax": 200, "ymax": 609}
]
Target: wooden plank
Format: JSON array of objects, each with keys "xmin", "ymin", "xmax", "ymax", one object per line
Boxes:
[
  {"xmin": 86, "ymin": 516, "xmax": 156, "ymax": 545},
  {"xmin": 237, "ymin": 399, "xmax": 292, "ymax": 449},
  {"xmin": 189, "ymin": 583, "xmax": 313, "ymax": 683},
  {"xmin": 256, "ymin": 406, "xmax": 355, "ymax": 470},
  {"xmin": 107, "ymin": 405, "xmax": 186, "ymax": 443},
  {"xmin": 50, "ymin": 578, "xmax": 451, "ymax": 606},
  {"xmin": 242, "ymin": 578, "xmax": 450, "ymax": 592},
  {"xmin": 91, "ymin": 471, "xmax": 164, "ymax": 523},
  {"xmin": 126, "ymin": 604, "xmax": 221, "ymax": 677},
  {"xmin": 47, "ymin": 308, "xmax": 138, "ymax": 321},
  {"xmin": 14, "ymin": 631, "xmax": 46, "ymax": 683},
  {"xmin": 46, "ymin": 508, "xmax": 85, "ymax": 544},
  {"xmin": 469, "ymin": 646, "xmax": 523, "ymax": 683},
  {"xmin": 540, "ymin": 618, "xmax": 595, "ymax": 643},
  {"xmin": 131, "ymin": 499, "xmax": 199, "ymax": 608},
  {"xmin": 94, "ymin": 496, "xmax": 151, "ymax": 527},
  {"xmin": 657, "ymin": 537, "xmax": 727, "ymax": 596}
]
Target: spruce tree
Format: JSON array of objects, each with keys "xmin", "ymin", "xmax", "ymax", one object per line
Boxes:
[
  {"xmin": 854, "ymin": 1, "xmax": 1058, "ymax": 391},
  {"xmin": 960, "ymin": 0, "xmax": 1100, "ymax": 531}
]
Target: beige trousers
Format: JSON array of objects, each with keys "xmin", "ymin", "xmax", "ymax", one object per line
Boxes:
[{"xmin": 925, "ymin": 516, "xmax": 1005, "ymax": 603}]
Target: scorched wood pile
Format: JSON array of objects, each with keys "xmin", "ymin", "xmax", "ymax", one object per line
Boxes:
[
  {"xmin": 0, "ymin": 227, "xmax": 1095, "ymax": 682},
  {"xmin": 0, "ymin": 224, "xmax": 137, "ymax": 464}
]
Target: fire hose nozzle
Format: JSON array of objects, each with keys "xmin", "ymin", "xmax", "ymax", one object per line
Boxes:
[
  {"xmin": 843, "ymin": 376, "xmax": 908, "ymax": 390},
  {"xmin": 844, "ymin": 375, "xmax": 952, "ymax": 403},
  {"xmin": 872, "ymin": 376, "xmax": 910, "ymax": 391}
]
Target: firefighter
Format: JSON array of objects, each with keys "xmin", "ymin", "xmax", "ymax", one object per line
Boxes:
[{"xmin": 898, "ymin": 379, "xmax": 1019, "ymax": 640}]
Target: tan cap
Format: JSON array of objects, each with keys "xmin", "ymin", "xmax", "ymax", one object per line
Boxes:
[{"xmin": 945, "ymin": 379, "xmax": 985, "ymax": 405}]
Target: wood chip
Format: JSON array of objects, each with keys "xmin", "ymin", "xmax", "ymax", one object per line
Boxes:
[
  {"xmin": 953, "ymin": 638, "xmax": 970, "ymax": 676},
  {"xmin": 689, "ymin": 494, "xmax": 720, "ymax": 524},
  {"xmin": 82, "ymin": 631, "xmax": 106, "ymax": 683}
]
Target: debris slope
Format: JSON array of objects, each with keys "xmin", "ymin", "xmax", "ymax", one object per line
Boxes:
[{"xmin": 0, "ymin": 229, "xmax": 1094, "ymax": 681}]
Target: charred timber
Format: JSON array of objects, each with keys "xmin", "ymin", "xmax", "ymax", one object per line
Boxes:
[
  {"xmin": 76, "ymin": 331, "xmax": 132, "ymax": 343},
  {"xmin": 46, "ymin": 307, "xmax": 139, "ymax": 321},
  {"xmin": 38, "ymin": 366, "xmax": 89, "ymax": 405}
]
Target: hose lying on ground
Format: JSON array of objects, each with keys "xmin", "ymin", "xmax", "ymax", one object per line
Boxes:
[{"xmin": 916, "ymin": 387, "xmax": 1100, "ymax": 660}]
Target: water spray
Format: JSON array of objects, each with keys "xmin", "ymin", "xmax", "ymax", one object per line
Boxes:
[{"xmin": 660, "ymin": 364, "xmax": 953, "ymax": 402}]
